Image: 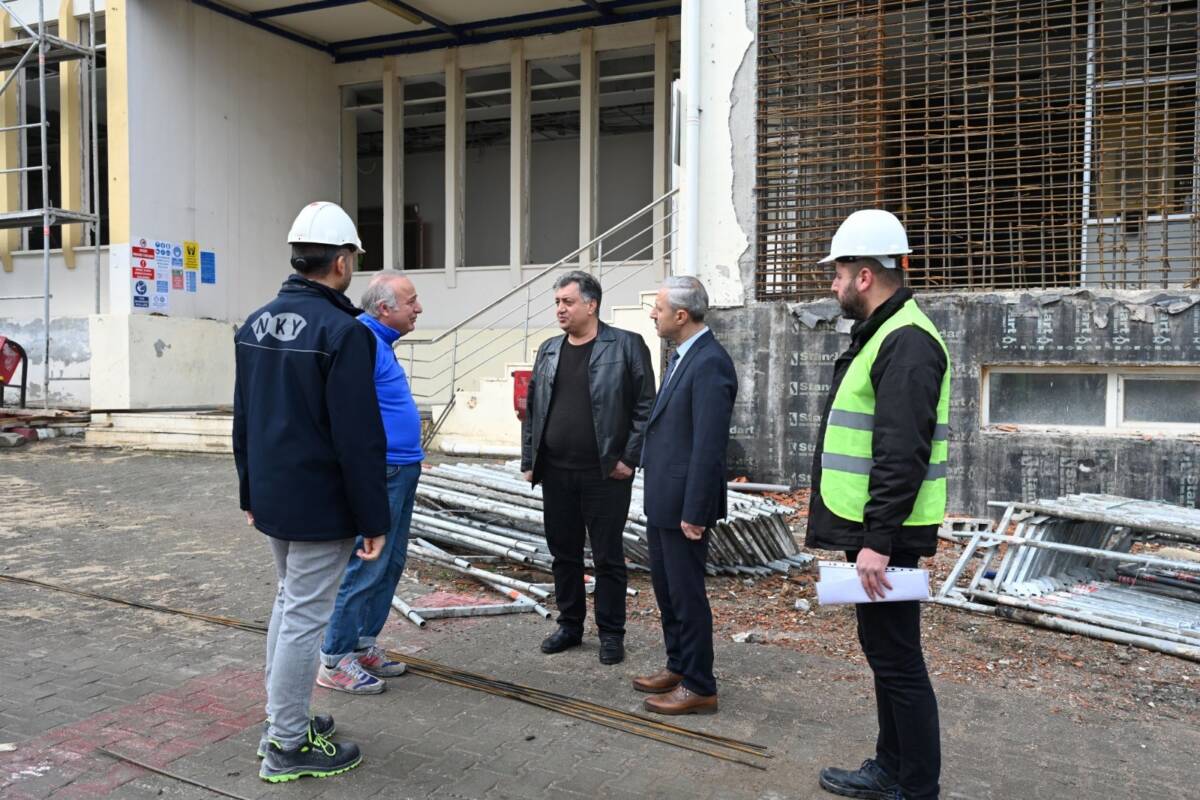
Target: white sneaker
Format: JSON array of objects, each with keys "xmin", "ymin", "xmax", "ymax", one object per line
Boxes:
[{"xmin": 316, "ymin": 655, "xmax": 385, "ymax": 695}]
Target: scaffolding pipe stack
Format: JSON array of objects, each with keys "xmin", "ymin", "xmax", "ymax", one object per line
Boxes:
[
  {"xmin": 411, "ymin": 462, "xmax": 808, "ymax": 577},
  {"xmin": 937, "ymin": 495, "xmax": 1200, "ymax": 662}
]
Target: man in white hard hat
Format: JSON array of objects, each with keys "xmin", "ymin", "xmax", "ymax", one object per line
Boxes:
[
  {"xmin": 807, "ymin": 210, "xmax": 949, "ymax": 800},
  {"xmin": 234, "ymin": 201, "xmax": 389, "ymax": 783}
]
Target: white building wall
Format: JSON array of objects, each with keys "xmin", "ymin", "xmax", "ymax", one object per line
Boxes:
[
  {"xmin": 3, "ymin": 7, "xmax": 682, "ymax": 410},
  {"xmin": 0, "ymin": 248, "xmax": 107, "ymax": 407},
  {"xmin": 0, "ymin": 3, "xmax": 110, "ymax": 407},
  {"xmin": 115, "ymin": 0, "xmax": 340, "ymax": 323},
  {"xmin": 683, "ymin": 0, "xmax": 755, "ymax": 308}
]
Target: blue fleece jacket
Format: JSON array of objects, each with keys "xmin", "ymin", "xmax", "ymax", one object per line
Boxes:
[{"xmin": 359, "ymin": 313, "xmax": 424, "ymax": 465}]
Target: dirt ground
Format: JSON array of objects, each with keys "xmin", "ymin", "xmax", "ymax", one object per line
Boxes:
[{"xmin": 419, "ymin": 485, "xmax": 1200, "ymax": 728}]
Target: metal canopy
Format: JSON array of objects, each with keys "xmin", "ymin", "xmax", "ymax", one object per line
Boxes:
[{"xmin": 187, "ymin": 0, "xmax": 679, "ymax": 63}]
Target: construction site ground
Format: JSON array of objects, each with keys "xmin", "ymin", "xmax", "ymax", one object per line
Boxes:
[{"xmin": 1, "ymin": 442, "xmax": 1196, "ymax": 799}]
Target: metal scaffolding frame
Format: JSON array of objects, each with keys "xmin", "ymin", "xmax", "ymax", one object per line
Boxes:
[
  {"xmin": 0, "ymin": 0, "xmax": 101, "ymax": 408},
  {"xmin": 756, "ymin": 0, "xmax": 1200, "ymax": 301}
]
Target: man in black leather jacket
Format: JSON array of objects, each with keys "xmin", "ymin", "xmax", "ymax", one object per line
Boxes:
[{"xmin": 521, "ymin": 270, "xmax": 656, "ymax": 665}]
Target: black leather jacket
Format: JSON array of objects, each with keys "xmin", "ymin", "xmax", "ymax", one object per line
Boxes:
[{"xmin": 521, "ymin": 321, "xmax": 656, "ymax": 483}]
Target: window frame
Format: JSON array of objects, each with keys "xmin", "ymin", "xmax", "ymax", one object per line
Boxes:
[{"xmin": 981, "ymin": 365, "xmax": 1200, "ymax": 434}]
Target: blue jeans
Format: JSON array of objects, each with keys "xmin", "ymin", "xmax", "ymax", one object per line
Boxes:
[{"xmin": 321, "ymin": 462, "xmax": 421, "ymax": 665}]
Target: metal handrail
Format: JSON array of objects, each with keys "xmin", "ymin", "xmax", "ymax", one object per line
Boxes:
[
  {"xmin": 402, "ymin": 189, "xmax": 678, "ymax": 347},
  {"xmin": 407, "ymin": 188, "xmax": 677, "ymax": 442}
]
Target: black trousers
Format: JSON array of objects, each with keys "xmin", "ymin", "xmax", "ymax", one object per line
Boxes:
[
  {"xmin": 541, "ymin": 467, "xmax": 631, "ymax": 638},
  {"xmin": 647, "ymin": 524, "xmax": 715, "ymax": 696},
  {"xmin": 850, "ymin": 549, "xmax": 941, "ymax": 800}
]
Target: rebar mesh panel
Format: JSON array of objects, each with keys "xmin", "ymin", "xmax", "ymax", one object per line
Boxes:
[{"xmin": 756, "ymin": 0, "xmax": 1199, "ymax": 300}]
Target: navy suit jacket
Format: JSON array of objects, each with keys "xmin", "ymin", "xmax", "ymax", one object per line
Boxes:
[{"xmin": 641, "ymin": 330, "xmax": 738, "ymax": 529}]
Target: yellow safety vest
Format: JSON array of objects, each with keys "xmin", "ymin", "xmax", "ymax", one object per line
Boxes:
[{"xmin": 819, "ymin": 299, "xmax": 950, "ymax": 525}]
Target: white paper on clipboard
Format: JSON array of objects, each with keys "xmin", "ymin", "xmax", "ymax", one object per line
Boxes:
[{"xmin": 815, "ymin": 561, "xmax": 930, "ymax": 605}]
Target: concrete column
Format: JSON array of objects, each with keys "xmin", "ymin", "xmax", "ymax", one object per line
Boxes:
[
  {"xmin": 652, "ymin": 17, "xmax": 670, "ymax": 278},
  {"xmin": 0, "ymin": 11, "xmax": 20, "ymax": 273},
  {"xmin": 578, "ymin": 29, "xmax": 597, "ymax": 270},
  {"xmin": 509, "ymin": 39, "xmax": 529, "ymax": 283},
  {"xmin": 383, "ymin": 62, "xmax": 403, "ymax": 269},
  {"xmin": 58, "ymin": 0, "xmax": 83, "ymax": 269},
  {"xmin": 340, "ymin": 103, "xmax": 357, "ymax": 224},
  {"xmin": 444, "ymin": 48, "xmax": 464, "ymax": 288}
]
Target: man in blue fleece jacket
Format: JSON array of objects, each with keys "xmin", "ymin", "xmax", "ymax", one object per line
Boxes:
[
  {"xmin": 318, "ymin": 270, "xmax": 424, "ymax": 695},
  {"xmin": 234, "ymin": 202, "xmax": 389, "ymax": 783}
]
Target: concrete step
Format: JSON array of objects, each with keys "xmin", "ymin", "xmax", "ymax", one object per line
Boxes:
[{"xmin": 85, "ymin": 411, "xmax": 232, "ymax": 453}]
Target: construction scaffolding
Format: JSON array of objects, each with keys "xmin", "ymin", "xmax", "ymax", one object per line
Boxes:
[
  {"xmin": 0, "ymin": 0, "xmax": 101, "ymax": 408},
  {"xmin": 757, "ymin": 1, "xmax": 1200, "ymax": 300}
]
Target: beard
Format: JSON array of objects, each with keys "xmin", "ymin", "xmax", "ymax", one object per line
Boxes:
[{"xmin": 837, "ymin": 283, "xmax": 869, "ymax": 320}]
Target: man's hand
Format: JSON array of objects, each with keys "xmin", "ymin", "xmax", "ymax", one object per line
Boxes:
[
  {"xmin": 522, "ymin": 470, "xmax": 533, "ymax": 483},
  {"xmin": 856, "ymin": 547, "xmax": 893, "ymax": 601},
  {"xmin": 357, "ymin": 535, "xmax": 386, "ymax": 561},
  {"xmin": 681, "ymin": 521, "xmax": 705, "ymax": 541},
  {"xmin": 609, "ymin": 461, "xmax": 633, "ymax": 480},
  {"xmin": 245, "ymin": 511, "xmax": 255, "ymax": 526}
]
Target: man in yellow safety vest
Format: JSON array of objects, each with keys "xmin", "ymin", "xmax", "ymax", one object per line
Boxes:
[{"xmin": 806, "ymin": 210, "xmax": 949, "ymax": 800}]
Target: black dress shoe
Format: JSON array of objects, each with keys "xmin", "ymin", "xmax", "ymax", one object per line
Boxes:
[
  {"xmin": 540, "ymin": 627, "xmax": 582, "ymax": 654},
  {"xmin": 818, "ymin": 758, "xmax": 899, "ymax": 799},
  {"xmin": 598, "ymin": 636, "xmax": 624, "ymax": 665}
]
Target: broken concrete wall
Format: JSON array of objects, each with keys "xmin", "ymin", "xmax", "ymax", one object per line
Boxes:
[
  {"xmin": 709, "ymin": 290, "xmax": 1200, "ymax": 515},
  {"xmin": 0, "ymin": 316, "xmax": 91, "ymax": 408}
]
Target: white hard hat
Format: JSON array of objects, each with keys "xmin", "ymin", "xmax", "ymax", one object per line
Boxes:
[
  {"xmin": 818, "ymin": 209, "xmax": 910, "ymax": 269},
  {"xmin": 287, "ymin": 201, "xmax": 364, "ymax": 252}
]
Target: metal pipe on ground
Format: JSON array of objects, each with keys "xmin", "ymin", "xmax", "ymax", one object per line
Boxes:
[
  {"xmin": 390, "ymin": 595, "xmax": 427, "ymax": 627},
  {"xmin": 409, "ymin": 544, "xmax": 552, "ymax": 599},
  {"xmin": 961, "ymin": 588, "xmax": 1200, "ymax": 647},
  {"xmin": 414, "ymin": 602, "xmax": 537, "ymax": 619},
  {"xmin": 411, "ymin": 525, "xmax": 539, "ymax": 565},
  {"xmin": 411, "ymin": 511, "xmax": 540, "ymax": 552},
  {"xmin": 935, "ymin": 595, "xmax": 1200, "ymax": 663}
]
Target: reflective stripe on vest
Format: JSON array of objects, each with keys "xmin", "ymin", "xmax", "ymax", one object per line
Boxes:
[{"xmin": 819, "ymin": 298, "xmax": 951, "ymax": 526}]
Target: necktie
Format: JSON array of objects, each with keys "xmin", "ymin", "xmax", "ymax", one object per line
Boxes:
[
  {"xmin": 662, "ymin": 350, "xmax": 680, "ymax": 388},
  {"xmin": 652, "ymin": 350, "xmax": 681, "ymax": 416}
]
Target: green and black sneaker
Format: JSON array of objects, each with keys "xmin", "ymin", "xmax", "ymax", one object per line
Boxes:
[
  {"xmin": 257, "ymin": 713, "xmax": 336, "ymax": 758},
  {"xmin": 258, "ymin": 725, "xmax": 361, "ymax": 783}
]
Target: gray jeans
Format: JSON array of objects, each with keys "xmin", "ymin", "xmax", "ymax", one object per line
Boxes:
[{"xmin": 265, "ymin": 536, "xmax": 355, "ymax": 748}]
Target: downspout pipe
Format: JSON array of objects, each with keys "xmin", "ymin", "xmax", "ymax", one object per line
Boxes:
[{"xmin": 681, "ymin": 0, "xmax": 700, "ymax": 277}]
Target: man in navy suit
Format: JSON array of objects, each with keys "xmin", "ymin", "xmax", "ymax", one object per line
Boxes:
[{"xmin": 634, "ymin": 276, "xmax": 737, "ymax": 715}]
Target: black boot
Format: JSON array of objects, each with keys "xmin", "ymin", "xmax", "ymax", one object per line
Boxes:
[
  {"xmin": 818, "ymin": 758, "xmax": 899, "ymax": 799},
  {"xmin": 598, "ymin": 635, "xmax": 625, "ymax": 665},
  {"xmin": 540, "ymin": 626, "xmax": 582, "ymax": 654}
]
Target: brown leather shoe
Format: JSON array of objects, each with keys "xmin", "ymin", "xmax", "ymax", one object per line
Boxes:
[
  {"xmin": 643, "ymin": 684, "xmax": 717, "ymax": 715},
  {"xmin": 631, "ymin": 668, "xmax": 683, "ymax": 694}
]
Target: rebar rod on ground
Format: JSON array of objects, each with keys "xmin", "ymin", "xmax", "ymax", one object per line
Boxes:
[{"xmin": 0, "ymin": 575, "xmax": 770, "ymax": 768}]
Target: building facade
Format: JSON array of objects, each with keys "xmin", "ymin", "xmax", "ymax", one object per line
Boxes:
[{"xmin": 0, "ymin": 0, "xmax": 1196, "ymax": 513}]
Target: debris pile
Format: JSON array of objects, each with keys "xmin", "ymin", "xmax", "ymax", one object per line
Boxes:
[
  {"xmin": 937, "ymin": 494, "xmax": 1200, "ymax": 662},
  {"xmin": 0, "ymin": 409, "xmax": 89, "ymax": 447}
]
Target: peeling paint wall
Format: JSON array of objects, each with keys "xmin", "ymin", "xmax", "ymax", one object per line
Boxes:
[
  {"xmin": 709, "ymin": 291, "xmax": 1200, "ymax": 514},
  {"xmin": 0, "ymin": 316, "xmax": 91, "ymax": 407},
  {"xmin": 687, "ymin": 0, "xmax": 756, "ymax": 308}
]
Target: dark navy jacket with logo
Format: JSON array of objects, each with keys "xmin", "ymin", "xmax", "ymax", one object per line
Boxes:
[{"xmin": 233, "ymin": 274, "xmax": 389, "ymax": 542}]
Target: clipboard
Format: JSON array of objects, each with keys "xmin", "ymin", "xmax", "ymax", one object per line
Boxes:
[{"xmin": 815, "ymin": 561, "xmax": 930, "ymax": 605}]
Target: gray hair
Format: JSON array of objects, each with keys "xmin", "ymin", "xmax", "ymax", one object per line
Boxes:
[
  {"xmin": 360, "ymin": 269, "xmax": 407, "ymax": 318},
  {"xmin": 662, "ymin": 275, "xmax": 708, "ymax": 321},
  {"xmin": 552, "ymin": 270, "xmax": 602, "ymax": 309}
]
